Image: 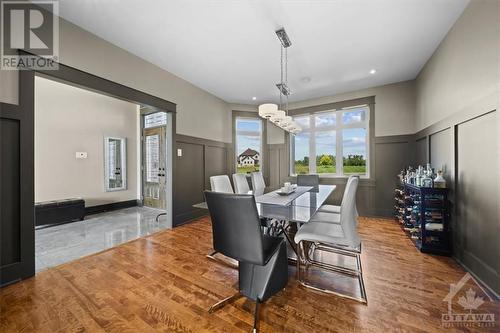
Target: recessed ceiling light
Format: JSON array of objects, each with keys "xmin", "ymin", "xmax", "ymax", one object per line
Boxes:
[
  {"xmin": 370, "ymin": 69, "xmax": 377, "ymax": 75},
  {"xmin": 252, "ymin": 97, "xmax": 257, "ymax": 100},
  {"xmin": 300, "ymin": 76, "xmax": 311, "ymax": 83}
]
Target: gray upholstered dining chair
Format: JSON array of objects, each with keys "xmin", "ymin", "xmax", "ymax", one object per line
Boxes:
[
  {"xmin": 251, "ymin": 172, "xmax": 266, "ymax": 196},
  {"xmin": 204, "ymin": 191, "xmax": 288, "ymax": 332},
  {"xmin": 297, "ymin": 174, "xmax": 319, "ymax": 188},
  {"xmin": 232, "ymin": 173, "xmax": 252, "ymax": 194},
  {"xmin": 294, "ymin": 176, "xmax": 367, "ymax": 303},
  {"xmin": 207, "ymin": 175, "xmax": 236, "ymax": 267},
  {"xmin": 210, "ymin": 175, "xmax": 234, "ymax": 193}
]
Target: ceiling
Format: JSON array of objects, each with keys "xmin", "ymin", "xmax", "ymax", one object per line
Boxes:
[{"xmin": 56, "ymin": 0, "xmax": 469, "ymax": 104}]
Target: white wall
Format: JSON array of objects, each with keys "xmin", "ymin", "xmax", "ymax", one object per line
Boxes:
[
  {"xmin": 0, "ymin": 17, "xmax": 232, "ymax": 143},
  {"xmin": 35, "ymin": 76, "xmax": 139, "ymax": 207},
  {"xmin": 416, "ymin": 0, "xmax": 500, "ymax": 131}
]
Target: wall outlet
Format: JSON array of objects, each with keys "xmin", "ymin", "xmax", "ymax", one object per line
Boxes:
[
  {"xmin": 76, "ymin": 152, "xmax": 87, "ymax": 159},
  {"xmin": 177, "ymin": 149, "xmax": 182, "ymax": 157}
]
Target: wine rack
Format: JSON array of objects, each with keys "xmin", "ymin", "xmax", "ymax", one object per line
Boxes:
[{"xmin": 394, "ymin": 181, "xmax": 451, "ymax": 255}]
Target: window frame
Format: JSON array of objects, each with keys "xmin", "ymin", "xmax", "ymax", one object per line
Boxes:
[{"xmin": 289, "ymin": 98, "xmax": 373, "ymax": 179}]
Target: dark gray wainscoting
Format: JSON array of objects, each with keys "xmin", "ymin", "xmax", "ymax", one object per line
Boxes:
[
  {"xmin": 372, "ymin": 135, "xmax": 413, "ymax": 217},
  {"xmin": 268, "ymin": 144, "xmax": 288, "ymax": 189},
  {"xmin": 456, "ymin": 111, "xmax": 499, "ymax": 297},
  {"xmin": 415, "ymin": 136, "xmax": 428, "ymax": 165},
  {"xmin": 414, "ymin": 93, "xmax": 499, "ymax": 297},
  {"xmin": 173, "ymin": 134, "xmax": 231, "ymax": 226}
]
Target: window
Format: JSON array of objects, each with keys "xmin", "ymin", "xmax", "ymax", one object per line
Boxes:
[
  {"xmin": 291, "ymin": 105, "xmax": 369, "ymax": 177},
  {"xmin": 144, "ymin": 112, "xmax": 167, "ymax": 128},
  {"xmin": 235, "ymin": 117, "xmax": 263, "ymax": 174}
]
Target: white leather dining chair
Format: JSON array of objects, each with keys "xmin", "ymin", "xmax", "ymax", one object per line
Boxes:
[
  {"xmin": 317, "ymin": 175, "xmax": 359, "ymax": 217},
  {"xmin": 251, "ymin": 172, "xmax": 266, "ymax": 196},
  {"xmin": 309, "ymin": 176, "xmax": 358, "ymax": 224},
  {"xmin": 294, "ymin": 177, "xmax": 366, "ymax": 303},
  {"xmin": 210, "ymin": 175, "xmax": 234, "ymax": 193},
  {"xmin": 232, "ymin": 173, "xmax": 252, "ymax": 194}
]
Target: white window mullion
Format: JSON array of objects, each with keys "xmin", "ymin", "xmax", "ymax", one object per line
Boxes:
[
  {"xmin": 336, "ymin": 112, "xmax": 343, "ymax": 176},
  {"xmin": 309, "ymin": 115, "xmax": 316, "ymax": 173},
  {"xmin": 365, "ymin": 123, "xmax": 370, "ymax": 178},
  {"xmin": 260, "ymin": 119, "xmax": 264, "ymax": 174}
]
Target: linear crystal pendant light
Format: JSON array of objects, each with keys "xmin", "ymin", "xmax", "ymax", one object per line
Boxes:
[
  {"xmin": 258, "ymin": 103, "xmax": 278, "ymax": 119},
  {"xmin": 258, "ymin": 28, "xmax": 301, "ymax": 134}
]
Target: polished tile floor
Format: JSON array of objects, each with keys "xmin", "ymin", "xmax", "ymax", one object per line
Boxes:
[{"xmin": 35, "ymin": 206, "xmax": 168, "ymax": 272}]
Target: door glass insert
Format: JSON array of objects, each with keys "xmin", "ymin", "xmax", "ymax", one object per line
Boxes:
[
  {"xmin": 104, "ymin": 137, "xmax": 126, "ymax": 191},
  {"xmin": 146, "ymin": 134, "xmax": 160, "ymax": 184},
  {"xmin": 108, "ymin": 140, "xmax": 116, "ymax": 180}
]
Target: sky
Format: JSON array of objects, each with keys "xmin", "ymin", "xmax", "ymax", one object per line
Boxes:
[
  {"xmin": 294, "ymin": 108, "xmax": 367, "ymax": 162},
  {"xmin": 236, "ymin": 118, "xmax": 261, "ymax": 155}
]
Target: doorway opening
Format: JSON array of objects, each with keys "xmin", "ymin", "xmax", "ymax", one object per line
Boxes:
[
  {"xmin": 0, "ymin": 53, "xmax": 177, "ymax": 286},
  {"xmin": 33, "ymin": 76, "xmax": 173, "ymax": 272}
]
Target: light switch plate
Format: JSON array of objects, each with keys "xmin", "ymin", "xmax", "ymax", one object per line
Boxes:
[
  {"xmin": 177, "ymin": 148, "xmax": 182, "ymax": 157},
  {"xmin": 76, "ymin": 152, "xmax": 87, "ymax": 159}
]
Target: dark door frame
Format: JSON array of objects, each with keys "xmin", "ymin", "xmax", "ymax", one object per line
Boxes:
[{"xmin": 0, "ymin": 52, "xmax": 176, "ymax": 286}]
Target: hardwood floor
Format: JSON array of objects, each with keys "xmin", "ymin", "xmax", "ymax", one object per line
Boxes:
[{"xmin": 1, "ymin": 216, "xmax": 499, "ymax": 332}]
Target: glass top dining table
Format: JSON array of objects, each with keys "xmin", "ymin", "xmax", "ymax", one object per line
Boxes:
[{"xmin": 193, "ymin": 185, "xmax": 336, "ymax": 224}]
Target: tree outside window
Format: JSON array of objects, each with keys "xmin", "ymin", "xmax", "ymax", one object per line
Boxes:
[{"xmin": 291, "ymin": 106, "xmax": 369, "ymax": 177}]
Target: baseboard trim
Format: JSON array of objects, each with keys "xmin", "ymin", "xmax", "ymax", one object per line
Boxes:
[
  {"xmin": 85, "ymin": 199, "xmax": 138, "ymax": 215},
  {"xmin": 364, "ymin": 209, "xmax": 394, "ymax": 218},
  {"xmin": 174, "ymin": 209, "xmax": 208, "ymax": 227},
  {"xmin": 454, "ymin": 257, "xmax": 500, "ymax": 301}
]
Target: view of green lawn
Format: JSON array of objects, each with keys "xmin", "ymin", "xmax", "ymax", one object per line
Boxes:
[
  {"xmin": 293, "ymin": 154, "xmax": 366, "ymax": 175},
  {"xmin": 294, "ymin": 163, "xmax": 365, "ymax": 175},
  {"xmin": 237, "ymin": 165, "xmax": 260, "ymax": 173},
  {"xmin": 343, "ymin": 165, "xmax": 366, "ymax": 174}
]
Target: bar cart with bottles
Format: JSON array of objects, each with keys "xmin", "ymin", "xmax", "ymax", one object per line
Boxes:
[{"xmin": 394, "ymin": 176, "xmax": 451, "ymax": 256}]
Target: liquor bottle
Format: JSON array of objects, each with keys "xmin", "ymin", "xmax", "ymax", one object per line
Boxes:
[
  {"xmin": 434, "ymin": 170, "xmax": 446, "ymax": 188},
  {"xmin": 416, "ymin": 166, "xmax": 422, "ymax": 187}
]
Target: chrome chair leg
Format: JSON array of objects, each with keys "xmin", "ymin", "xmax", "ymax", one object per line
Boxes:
[
  {"xmin": 296, "ymin": 240, "xmax": 367, "ymax": 304},
  {"xmin": 208, "ymin": 291, "xmax": 242, "ymax": 313},
  {"xmin": 357, "ymin": 253, "xmax": 367, "ymax": 303},
  {"xmin": 252, "ymin": 299, "xmax": 260, "ymax": 333},
  {"xmin": 206, "ymin": 250, "xmax": 238, "ymax": 269},
  {"xmin": 296, "ymin": 241, "xmax": 305, "ymax": 282}
]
